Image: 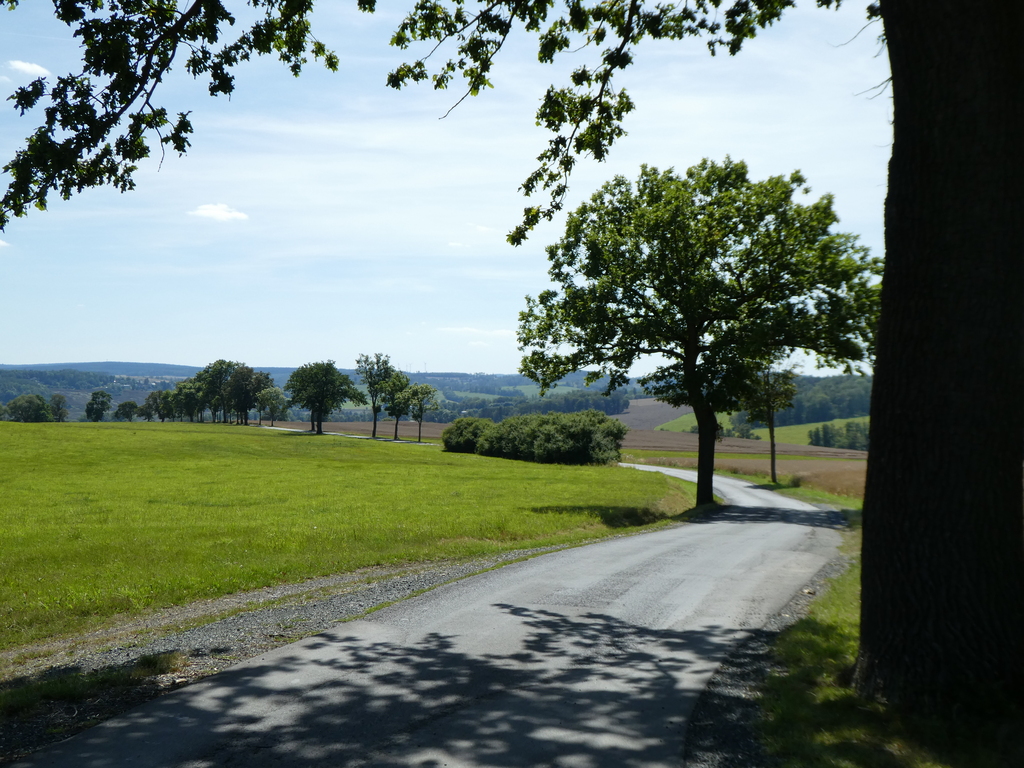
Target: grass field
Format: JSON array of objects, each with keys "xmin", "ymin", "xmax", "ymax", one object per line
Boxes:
[
  {"xmin": 654, "ymin": 411, "xmax": 717, "ymax": 432},
  {"xmin": 654, "ymin": 412, "xmax": 870, "ymax": 448},
  {"xmin": 751, "ymin": 416, "xmax": 870, "ymax": 445},
  {"xmin": 0, "ymin": 422, "xmax": 695, "ymax": 652}
]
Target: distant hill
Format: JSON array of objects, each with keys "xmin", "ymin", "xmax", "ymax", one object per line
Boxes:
[{"xmin": 0, "ymin": 362, "xmax": 201, "ymax": 378}]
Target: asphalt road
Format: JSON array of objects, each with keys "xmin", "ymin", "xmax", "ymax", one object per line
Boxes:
[{"xmin": 16, "ymin": 468, "xmax": 842, "ymax": 768}]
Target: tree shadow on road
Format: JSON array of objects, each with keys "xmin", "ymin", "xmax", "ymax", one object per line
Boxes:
[{"xmin": 26, "ymin": 606, "xmax": 746, "ymax": 768}]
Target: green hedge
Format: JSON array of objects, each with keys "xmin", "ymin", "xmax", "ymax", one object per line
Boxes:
[{"xmin": 442, "ymin": 411, "xmax": 628, "ymax": 465}]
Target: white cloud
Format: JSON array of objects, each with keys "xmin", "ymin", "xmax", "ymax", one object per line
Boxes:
[
  {"xmin": 0, "ymin": 75, "xmax": 11, "ymax": 84},
  {"xmin": 188, "ymin": 203, "xmax": 249, "ymax": 221},
  {"xmin": 0, "ymin": 239, "xmax": 10, "ymax": 248},
  {"xmin": 8, "ymin": 60, "xmax": 51, "ymax": 78}
]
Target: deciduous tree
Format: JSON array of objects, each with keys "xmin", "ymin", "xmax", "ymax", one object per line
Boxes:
[
  {"xmin": 48, "ymin": 394, "xmax": 69, "ymax": 423},
  {"xmin": 355, "ymin": 353, "xmax": 396, "ymax": 439},
  {"xmin": 6, "ymin": 394, "xmax": 52, "ymax": 422},
  {"xmin": 113, "ymin": 400, "xmax": 138, "ymax": 422},
  {"xmin": 286, "ymin": 361, "xmax": 366, "ymax": 435},
  {"xmin": 519, "ymin": 160, "xmax": 879, "ymax": 506},
  {"xmin": 381, "ymin": 372, "xmax": 411, "ymax": 441},
  {"xmin": 404, "ymin": 383, "xmax": 440, "ymax": 442},
  {"xmin": 85, "ymin": 390, "xmax": 113, "ymax": 422},
  {"xmin": 256, "ymin": 386, "xmax": 288, "ymax": 426},
  {"xmin": 742, "ymin": 366, "xmax": 798, "ymax": 483}
]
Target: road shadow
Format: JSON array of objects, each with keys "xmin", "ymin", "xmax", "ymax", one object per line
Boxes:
[
  {"xmin": 529, "ymin": 505, "xmax": 666, "ymax": 527},
  {"xmin": 19, "ymin": 606, "xmax": 744, "ymax": 768},
  {"xmin": 692, "ymin": 504, "xmax": 847, "ymax": 530}
]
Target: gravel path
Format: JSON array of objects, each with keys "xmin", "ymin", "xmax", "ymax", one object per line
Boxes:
[{"xmin": 1, "ymin": 532, "xmax": 849, "ymax": 766}]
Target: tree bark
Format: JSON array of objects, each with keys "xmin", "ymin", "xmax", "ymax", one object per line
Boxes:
[
  {"xmin": 855, "ymin": 0, "xmax": 1024, "ymax": 710},
  {"xmin": 767, "ymin": 410, "xmax": 777, "ymax": 484},
  {"xmin": 394, "ymin": 416, "xmax": 400, "ymax": 441},
  {"xmin": 692, "ymin": 401, "xmax": 718, "ymax": 506}
]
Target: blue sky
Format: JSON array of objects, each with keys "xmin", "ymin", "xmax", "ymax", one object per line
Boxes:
[{"xmin": 0, "ymin": 2, "xmax": 890, "ymax": 376}]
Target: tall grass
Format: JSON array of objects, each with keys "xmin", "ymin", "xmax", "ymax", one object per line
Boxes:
[{"xmin": 0, "ymin": 422, "xmax": 693, "ymax": 651}]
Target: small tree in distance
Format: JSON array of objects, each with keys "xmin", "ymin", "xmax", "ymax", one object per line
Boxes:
[
  {"xmin": 257, "ymin": 387, "xmax": 288, "ymax": 426},
  {"xmin": 742, "ymin": 366, "xmax": 797, "ymax": 483},
  {"xmin": 113, "ymin": 401, "xmax": 138, "ymax": 422},
  {"xmin": 49, "ymin": 394, "xmax": 69, "ymax": 423},
  {"xmin": 356, "ymin": 353, "xmax": 396, "ymax": 439},
  {"xmin": 381, "ymin": 372, "xmax": 412, "ymax": 441},
  {"xmin": 286, "ymin": 361, "xmax": 366, "ymax": 435},
  {"xmin": 85, "ymin": 390, "xmax": 113, "ymax": 422},
  {"xmin": 404, "ymin": 383, "xmax": 440, "ymax": 442}
]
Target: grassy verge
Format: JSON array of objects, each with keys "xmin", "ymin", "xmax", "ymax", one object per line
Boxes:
[
  {"xmin": 0, "ymin": 652, "xmax": 185, "ymax": 718},
  {"xmin": 0, "ymin": 422, "xmax": 696, "ymax": 653},
  {"xmin": 747, "ymin": 471, "xmax": 1024, "ymax": 767}
]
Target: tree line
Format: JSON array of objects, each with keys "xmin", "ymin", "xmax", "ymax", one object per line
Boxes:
[{"xmin": 808, "ymin": 420, "xmax": 870, "ymax": 451}]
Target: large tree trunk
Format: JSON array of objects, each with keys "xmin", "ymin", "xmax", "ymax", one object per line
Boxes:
[
  {"xmin": 767, "ymin": 410, "xmax": 777, "ymax": 484},
  {"xmin": 855, "ymin": 0, "xmax": 1024, "ymax": 710},
  {"xmin": 692, "ymin": 401, "xmax": 718, "ymax": 506}
]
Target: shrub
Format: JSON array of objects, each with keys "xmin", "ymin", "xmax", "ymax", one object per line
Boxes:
[
  {"xmin": 441, "ymin": 417, "xmax": 494, "ymax": 453},
  {"xmin": 477, "ymin": 410, "xmax": 628, "ymax": 465}
]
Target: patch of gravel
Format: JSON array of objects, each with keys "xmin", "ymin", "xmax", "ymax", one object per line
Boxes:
[{"xmin": 683, "ymin": 554, "xmax": 852, "ymax": 768}]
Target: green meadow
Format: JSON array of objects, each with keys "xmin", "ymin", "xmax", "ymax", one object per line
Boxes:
[
  {"xmin": 750, "ymin": 416, "xmax": 870, "ymax": 445},
  {"xmin": 0, "ymin": 422, "xmax": 694, "ymax": 651}
]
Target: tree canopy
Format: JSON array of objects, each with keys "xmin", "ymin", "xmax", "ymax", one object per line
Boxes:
[
  {"xmin": 285, "ymin": 360, "xmax": 365, "ymax": 434},
  {"xmin": 1, "ymin": 0, "xmax": 847, "ymax": 240},
  {"xmin": 356, "ymin": 353, "xmax": 396, "ymax": 439},
  {"xmin": 519, "ymin": 159, "xmax": 880, "ymax": 504}
]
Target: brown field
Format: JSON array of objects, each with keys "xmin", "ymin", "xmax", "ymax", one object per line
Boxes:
[{"xmin": 625, "ymin": 454, "xmax": 867, "ymax": 500}]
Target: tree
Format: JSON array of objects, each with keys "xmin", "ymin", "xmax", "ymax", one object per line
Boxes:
[
  {"xmin": 742, "ymin": 366, "xmax": 798, "ymax": 483},
  {"xmin": 227, "ymin": 365, "xmax": 264, "ymax": 425},
  {"xmin": 113, "ymin": 400, "xmax": 138, "ymax": 422},
  {"xmin": 6, "ymin": 394, "xmax": 52, "ymax": 422},
  {"xmin": 404, "ymin": 383, "xmax": 440, "ymax": 442},
  {"xmin": 381, "ymin": 372, "xmax": 411, "ymax": 441},
  {"xmin": 85, "ymin": 390, "xmax": 113, "ymax": 422},
  {"xmin": 519, "ymin": 160, "xmax": 880, "ymax": 506},
  {"xmin": 173, "ymin": 379, "xmax": 203, "ymax": 422},
  {"xmin": 285, "ymin": 361, "xmax": 366, "ymax": 435},
  {"xmin": 256, "ymin": 386, "xmax": 288, "ymax": 426},
  {"xmin": 48, "ymin": 394, "xmax": 69, "ymax": 423},
  {"xmin": 355, "ymin": 353, "xmax": 396, "ymax": 439},
  {"xmin": 194, "ymin": 360, "xmax": 238, "ymax": 423}
]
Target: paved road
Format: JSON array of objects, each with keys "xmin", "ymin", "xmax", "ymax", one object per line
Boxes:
[{"xmin": 16, "ymin": 468, "xmax": 842, "ymax": 768}]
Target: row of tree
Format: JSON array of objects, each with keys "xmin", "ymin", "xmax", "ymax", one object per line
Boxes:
[
  {"xmin": 81, "ymin": 355, "xmax": 443, "ymax": 442},
  {"xmin": 809, "ymin": 420, "xmax": 870, "ymax": 451},
  {"xmin": 1, "ymin": 393, "xmax": 70, "ymax": 423}
]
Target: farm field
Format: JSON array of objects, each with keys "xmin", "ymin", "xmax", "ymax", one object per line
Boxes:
[
  {"xmin": 0, "ymin": 422, "xmax": 695, "ymax": 653},
  {"xmin": 750, "ymin": 415, "xmax": 870, "ymax": 445}
]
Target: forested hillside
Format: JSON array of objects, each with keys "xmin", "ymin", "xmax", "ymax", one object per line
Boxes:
[{"xmin": 773, "ymin": 375, "xmax": 872, "ymax": 426}]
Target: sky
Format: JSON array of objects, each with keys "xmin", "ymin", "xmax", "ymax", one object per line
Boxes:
[{"xmin": 0, "ymin": 2, "xmax": 891, "ymax": 377}]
